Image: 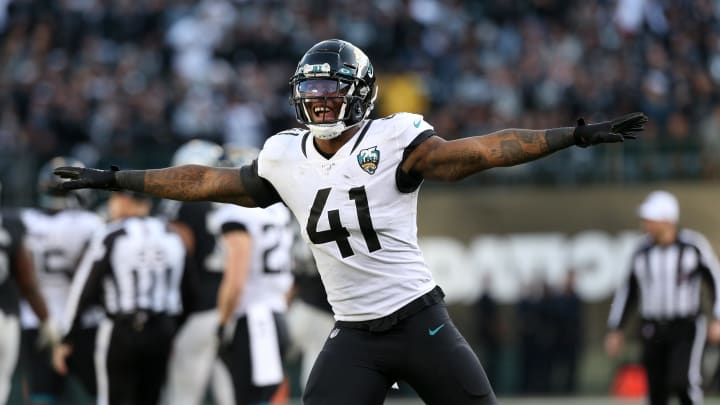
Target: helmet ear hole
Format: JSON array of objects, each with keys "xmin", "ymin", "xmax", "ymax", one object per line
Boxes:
[{"xmin": 348, "ymin": 99, "xmax": 364, "ymax": 123}]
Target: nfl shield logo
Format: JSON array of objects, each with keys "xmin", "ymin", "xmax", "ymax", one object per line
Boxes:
[{"xmin": 357, "ymin": 146, "xmax": 380, "ymax": 174}]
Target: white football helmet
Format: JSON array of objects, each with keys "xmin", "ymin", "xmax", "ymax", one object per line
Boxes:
[{"xmin": 171, "ymin": 139, "xmax": 225, "ymax": 167}]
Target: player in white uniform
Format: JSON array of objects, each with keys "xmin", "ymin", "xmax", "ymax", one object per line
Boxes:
[
  {"xmin": 213, "ymin": 147, "xmax": 294, "ymax": 405},
  {"xmin": 54, "ymin": 39, "xmax": 648, "ymax": 404},
  {"xmin": 21, "ymin": 157, "xmax": 104, "ymax": 403},
  {"xmin": 162, "ymin": 139, "xmax": 229, "ymax": 405}
]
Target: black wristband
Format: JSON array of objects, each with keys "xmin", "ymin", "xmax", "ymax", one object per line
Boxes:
[
  {"xmin": 115, "ymin": 170, "xmax": 145, "ymax": 192},
  {"xmin": 545, "ymin": 127, "xmax": 576, "ymax": 151}
]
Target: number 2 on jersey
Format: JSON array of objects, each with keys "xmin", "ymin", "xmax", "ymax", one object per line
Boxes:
[{"xmin": 306, "ymin": 186, "xmax": 381, "ymax": 258}]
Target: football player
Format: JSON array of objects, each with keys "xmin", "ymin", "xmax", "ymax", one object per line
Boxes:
[
  {"xmin": 212, "ymin": 146, "xmax": 294, "ymax": 405},
  {"xmin": 20, "ymin": 157, "xmax": 104, "ymax": 403},
  {"xmin": 161, "ymin": 139, "xmax": 228, "ymax": 405},
  {"xmin": 55, "ymin": 39, "xmax": 647, "ymax": 405},
  {"xmin": 0, "ymin": 206, "xmax": 54, "ymax": 404}
]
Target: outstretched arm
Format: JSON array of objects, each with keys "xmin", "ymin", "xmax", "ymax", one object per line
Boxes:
[
  {"xmin": 405, "ymin": 112, "xmax": 647, "ymax": 181},
  {"xmin": 122, "ymin": 166, "xmax": 255, "ymax": 205},
  {"xmin": 55, "ymin": 165, "xmax": 259, "ymax": 207}
]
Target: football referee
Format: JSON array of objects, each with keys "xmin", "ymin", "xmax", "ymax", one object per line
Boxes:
[
  {"xmin": 605, "ymin": 190, "xmax": 720, "ymax": 405},
  {"xmin": 52, "ymin": 191, "xmax": 187, "ymax": 405}
]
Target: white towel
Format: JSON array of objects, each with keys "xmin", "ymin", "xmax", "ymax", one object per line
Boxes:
[{"xmin": 247, "ymin": 305, "xmax": 283, "ymax": 386}]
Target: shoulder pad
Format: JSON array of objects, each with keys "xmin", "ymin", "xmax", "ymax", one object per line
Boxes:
[
  {"xmin": 261, "ymin": 129, "xmax": 308, "ymax": 161},
  {"xmin": 379, "ymin": 112, "xmax": 431, "ymax": 131}
]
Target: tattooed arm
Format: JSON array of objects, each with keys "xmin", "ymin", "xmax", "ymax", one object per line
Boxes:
[
  {"xmin": 405, "ymin": 113, "xmax": 647, "ymax": 181},
  {"xmin": 116, "ymin": 166, "xmax": 257, "ymax": 206},
  {"xmin": 55, "ymin": 165, "xmax": 263, "ymax": 207},
  {"xmin": 404, "ymin": 128, "xmax": 565, "ymax": 181}
]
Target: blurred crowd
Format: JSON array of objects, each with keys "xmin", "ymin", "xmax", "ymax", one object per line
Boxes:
[{"xmin": 1, "ymin": 0, "xmax": 720, "ymax": 204}]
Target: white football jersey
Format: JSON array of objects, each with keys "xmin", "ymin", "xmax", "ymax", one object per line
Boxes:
[
  {"xmin": 257, "ymin": 113, "xmax": 437, "ymax": 321},
  {"xmin": 19, "ymin": 208, "xmax": 104, "ymax": 328},
  {"xmin": 211, "ymin": 202, "xmax": 294, "ymax": 316}
]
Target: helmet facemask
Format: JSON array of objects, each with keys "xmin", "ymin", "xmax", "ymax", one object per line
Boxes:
[
  {"xmin": 292, "ymin": 79, "xmax": 366, "ymax": 140},
  {"xmin": 289, "ymin": 40, "xmax": 377, "ymax": 140}
]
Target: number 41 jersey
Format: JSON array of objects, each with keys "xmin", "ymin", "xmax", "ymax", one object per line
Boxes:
[{"xmin": 246, "ymin": 113, "xmax": 437, "ymax": 322}]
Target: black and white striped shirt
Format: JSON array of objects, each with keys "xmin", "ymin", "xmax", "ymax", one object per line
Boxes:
[
  {"xmin": 608, "ymin": 229, "xmax": 720, "ymax": 329},
  {"xmin": 62, "ymin": 216, "xmax": 186, "ymax": 337}
]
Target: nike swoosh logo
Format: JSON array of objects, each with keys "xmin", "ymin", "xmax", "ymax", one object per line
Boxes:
[
  {"xmin": 428, "ymin": 323, "xmax": 445, "ymax": 336},
  {"xmin": 413, "ymin": 119, "xmax": 422, "ymax": 128}
]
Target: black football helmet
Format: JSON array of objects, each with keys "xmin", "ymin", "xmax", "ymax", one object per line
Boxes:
[
  {"xmin": 289, "ymin": 39, "xmax": 377, "ymax": 140},
  {"xmin": 37, "ymin": 156, "xmax": 93, "ymax": 210}
]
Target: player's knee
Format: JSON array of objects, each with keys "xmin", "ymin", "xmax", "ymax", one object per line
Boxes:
[{"xmin": 450, "ymin": 345, "xmax": 494, "ymax": 398}]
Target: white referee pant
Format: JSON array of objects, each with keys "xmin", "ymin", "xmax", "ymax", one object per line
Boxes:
[
  {"xmin": 165, "ymin": 310, "xmax": 222, "ymax": 405},
  {"xmin": 286, "ymin": 300, "xmax": 335, "ymax": 391},
  {"xmin": 0, "ymin": 311, "xmax": 20, "ymax": 404}
]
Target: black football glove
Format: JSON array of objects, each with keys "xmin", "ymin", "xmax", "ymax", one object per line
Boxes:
[
  {"xmin": 53, "ymin": 165, "xmax": 120, "ymax": 191},
  {"xmin": 217, "ymin": 322, "xmax": 234, "ymax": 355},
  {"xmin": 573, "ymin": 112, "xmax": 648, "ymax": 148}
]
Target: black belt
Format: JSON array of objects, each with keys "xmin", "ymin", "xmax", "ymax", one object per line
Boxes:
[
  {"xmin": 110, "ymin": 311, "xmax": 164, "ymax": 332},
  {"xmin": 643, "ymin": 316, "xmax": 698, "ymax": 327},
  {"xmin": 335, "ymin": 286, "xmax": 445, "ymax": 333}
]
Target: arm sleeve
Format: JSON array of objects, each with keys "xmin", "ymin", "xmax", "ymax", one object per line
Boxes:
[
  {"xmin": 221, "ymin": 222, "xmax": 248, "ymax": 234},
  {"xmin": 390, "ymin": 113, "xmax": 436, "ymax": 193},
  {"xmin": 240, "ymin": 161, "xmax": 282, "ymax": 208},
  {"xmin": 607, "ymin": 263, "xmax": 639, "ymax": 330},
  {"xmin": 396, "ymin": 129, "xmax": 436, "ymax": 193}
]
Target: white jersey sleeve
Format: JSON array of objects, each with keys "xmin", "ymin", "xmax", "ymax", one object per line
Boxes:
[{"xmin": 254, "ymin": 116, "xmax": 437, "ymax": 321}]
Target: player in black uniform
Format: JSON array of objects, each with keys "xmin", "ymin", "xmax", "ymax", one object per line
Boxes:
[{"xmin": 0, "ymin": 208, "xmax": 55, "ymax": 404}]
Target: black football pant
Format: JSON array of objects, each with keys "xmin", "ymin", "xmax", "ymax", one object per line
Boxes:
[
  {"xmin": 217, "ymin": 312, "xmax": 289, "ymax": 405},
  {"xmin": 641, "ymin": 317, "xmax": 706, "ymax": 405},
  {"xmin": 303, "ymin": 300, "xmax": 497, "ymax": 405},
  {"xmin": 20, "ymin": 327, "xmax": 96, "ymax": 402},
  {"xmin": 95, "ymin": 315, "xmax": 175, "ymax": 405}
]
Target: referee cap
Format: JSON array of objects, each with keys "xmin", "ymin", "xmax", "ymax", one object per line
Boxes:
[{"xmin": 637, "ymin": 190, "xmax": 679, "ymax": 223}]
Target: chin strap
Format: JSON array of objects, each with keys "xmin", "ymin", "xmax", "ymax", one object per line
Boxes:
[
  {"xmin": 307, "ymin": 122, "xmax": 347, "ymax": 140},
  {"xmin": 308, "ymin": 120, "xmax": 365, "ymax": 140}
]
